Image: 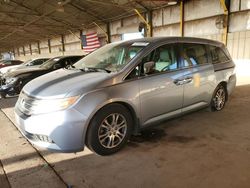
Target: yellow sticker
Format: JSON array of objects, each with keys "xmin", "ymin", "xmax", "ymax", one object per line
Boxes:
[{"xmin": 193, "ymin": 73, "xmax": 200, "ymax": 87}]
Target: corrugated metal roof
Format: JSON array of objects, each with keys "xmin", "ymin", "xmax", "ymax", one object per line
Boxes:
[{"xmin": 0, "ymin": 0, "xmax": 180, "ymax": 52}]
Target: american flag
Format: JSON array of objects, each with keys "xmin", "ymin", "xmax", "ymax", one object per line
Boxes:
[{"xmin": 81, "ymin": 32, "xmax": 101, "ymax": 53}]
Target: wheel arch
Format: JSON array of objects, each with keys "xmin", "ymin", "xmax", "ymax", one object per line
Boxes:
[{"xmin": 83, "ymin": 100, "xmax": 140, "ymax": 144}]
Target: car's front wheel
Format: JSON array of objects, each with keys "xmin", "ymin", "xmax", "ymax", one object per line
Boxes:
[
  {"xmin": 86, "ymin": 104, "xmax": 133, "ymax": 155},
  {"xmin": 211, "ymin": 84, "xmax": 227, "ymax": 111}
]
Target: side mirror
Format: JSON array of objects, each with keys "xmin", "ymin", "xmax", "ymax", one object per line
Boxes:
[
  {"xmin": 144, "ymin": 61, "xmax": 155, "ymax": 74},
  {"xmin": 53, "ymin": 64, "xmax": 62, "ymax": 69}
]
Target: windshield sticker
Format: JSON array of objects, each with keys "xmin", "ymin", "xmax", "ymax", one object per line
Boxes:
[{"xmin": 131, "ymin": 42, "xmax": 149, "ymax": 46}]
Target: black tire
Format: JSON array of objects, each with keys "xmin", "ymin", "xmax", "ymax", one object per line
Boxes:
[
  {"xmin": 210, "ymin": 84, "xmax": 227, "ymax": 111},
  {"xmin": 86, "ymin": 104, "xmax": 133, "ymax": 155}
]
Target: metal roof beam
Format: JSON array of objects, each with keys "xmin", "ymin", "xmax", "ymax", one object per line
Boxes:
[
  {"xmin": 0, "ymin": 10, "xmax": 39, "ymax": 16},
  {"xmin": 0, "ymin": 0, "xmax": 72, "ymax": 42},
  {"xmin": 9, "ymin": 0, "xmax": 79, "ymax": 29},
  {"xmin": 69, "ymin": 2, "xmax": 107, "ymax": 24}
]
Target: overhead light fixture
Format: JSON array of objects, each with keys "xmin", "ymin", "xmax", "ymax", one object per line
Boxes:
[
  {"xmin": 57, "ymin": 1, "xmax": 65, "ymax": 12},
  {"xmin": 167, "ymin": 0, "xmax": 177, "ymax": 5}
]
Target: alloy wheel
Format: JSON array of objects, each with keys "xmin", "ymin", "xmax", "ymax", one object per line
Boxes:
[
  {"xmin": 98, "ymin": 113, "xmax": 127, "ymax": 148},
  {"xmin": 213, "ymin": 87, "xmax": 226, "ymax": 110}
]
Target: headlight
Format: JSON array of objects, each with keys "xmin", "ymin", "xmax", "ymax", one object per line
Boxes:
[
  {"xmin": 24, "ymin": 95, "xmax": 80, "ymax": 115},
  {"xmin": 5, "ymin": 77, "xmax": 18, "ymax": 85}
]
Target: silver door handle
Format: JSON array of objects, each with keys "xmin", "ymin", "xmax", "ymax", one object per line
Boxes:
[
  {"xmin": 174, "ymin": 79, "xmax": 185, "ymax": 85},
  {"xmin": 183, "ymin": 77, "xmax": 193, "ymax": 84}
]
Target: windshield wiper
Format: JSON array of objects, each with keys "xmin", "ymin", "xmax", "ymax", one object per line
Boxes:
[{"xmin": 79, "ymin": 67, "xmax": 111, "ymax": 73}]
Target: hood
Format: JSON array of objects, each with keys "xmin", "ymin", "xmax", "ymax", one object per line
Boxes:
[
  {"xmin": 23, "ymin": 68, "xmax": 111, "ymax": 99},
  {"xmin": 4, "ymin": 66, "xmax": 46, "ymax": 78},
  {"xmin": 0, "ymin": 65, "xmax": 20, "ymax": 74},
  {"xmin": 10, "ymin": 65, "xmax": 40, "ymax": 72}
]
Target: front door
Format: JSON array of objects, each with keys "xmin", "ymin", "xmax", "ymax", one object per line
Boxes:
[{"xmin": 137, "ymin": 44, "xmax": 184, "ymax": 126}]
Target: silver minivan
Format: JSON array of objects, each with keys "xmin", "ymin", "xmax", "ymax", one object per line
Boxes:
[{"xmin": 14, "ymin": 37, "xmax": 236, "ymax": 155}]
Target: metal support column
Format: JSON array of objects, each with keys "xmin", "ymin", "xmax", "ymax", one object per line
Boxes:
[
  {"xmin": 17, "ymin": 47, "xmax": 20, "ymax": 56},
  {"xmin": 148, "ymin": 10, "xmax": 153, "ymax": 37},
  {"xmin": 106, "ymin": 22, "xmax": 111, "ymax": 43},
  {"xmin": 61, "ymin": 34, "xmax": 65, "ymax": 53},
  {"xmin": 29, "ymin": 44, "xmax": 32, "ymax": 55},
  {"xmin": 134, "ymin": 9, "xmax": 151, "ymax": 37},
  {"xmin": 37, "ymin": 41, "xmax": 41, "ymax": 54},
  {"xmin": 80, "ymin": 30, "xmax": 83, "ymax": 49},
  {"xmin": 48, "ymin": 39, "xmax": 51, "ymax": 53},
  {"xmin": 180, "ymin": 0, "xmax": 184, "ymax": 37},
  {"xmin": 23, "ymin": 46, "xmax": 25, "ymax": 56},
  {"xmin": 219, "ymin": 0, "xmax": 230, "ymax": 45}
]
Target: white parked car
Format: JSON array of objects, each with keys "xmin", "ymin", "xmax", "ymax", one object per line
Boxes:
[{"xmin": 0, "ymin": 58, "xmax": 49, "ymax": 75}]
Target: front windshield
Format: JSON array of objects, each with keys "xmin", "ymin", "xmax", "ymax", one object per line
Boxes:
[
  {"xmin": 73, "ymin": 42, "xmax": 146, "ymax": 72},
  {"xmin": 39, "ymin": 57, "xmax": 60, "ymax": 69}
]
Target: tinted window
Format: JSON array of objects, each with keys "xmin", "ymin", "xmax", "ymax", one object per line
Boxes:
[
  {"xmin": 209, "ymin": 45, "xmax": 229, "ymax": 64},
  {"xmin": 40, "ymin": 57, "xmax": 61, "ymax": 69},
  {"xmin": 32, "ymin": 59, "xmax": 44, "ymax": 65},
  {"xmin": 181, "ymin": 43, "xmax": 208, "ymax": 67},
  {"xmin": 70, "ymin": 56, "xmax": 82, "ymax": 64}
]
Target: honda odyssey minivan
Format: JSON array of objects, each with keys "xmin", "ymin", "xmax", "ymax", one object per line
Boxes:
[{"xmin": 14, "ymin": 37, "xmax": 236, "ymax": 155}]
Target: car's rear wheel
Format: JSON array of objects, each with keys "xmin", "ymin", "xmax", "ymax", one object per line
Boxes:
[
  {"xmin": 211, "ymin": 84, "xmax": 227, "ymax": 111},
  {"xmin": 86, "ymin": 104, "xmax": 133, "ymax": 155}
]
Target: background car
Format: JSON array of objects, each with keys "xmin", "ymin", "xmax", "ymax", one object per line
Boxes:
[
  {"xmin": 0, "ymin": 60, "xmax": 23, "ymax": 68},
  {"xmin": 0, "ymin": 58, "xmax": 49, "ymax": 75},
  {"xmin": 0, "ymin": 55, "xmax": 83, "ymax": 98}
]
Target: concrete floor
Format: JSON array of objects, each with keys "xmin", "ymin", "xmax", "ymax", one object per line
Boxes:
[{"xmin": 0, "ymin": 61, "xmax": 250, "ymax": 188}]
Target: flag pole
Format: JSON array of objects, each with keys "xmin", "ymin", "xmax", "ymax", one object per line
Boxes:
[
  {"xmin": 93, "ymin": 22, "xmax": 109, "ymax": 42},
  {"xmin": 68, "ymin": 30, "xmax": 81, "ymax": 40}
]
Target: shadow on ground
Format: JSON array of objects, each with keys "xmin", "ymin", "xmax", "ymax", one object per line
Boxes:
[
  {"xmin": 2, "ymin": 85, "xmax": 250, "ymax": 188},
  {"xmin": 0, "ymin": 96, "xmax": 18, "ymax": 109}
]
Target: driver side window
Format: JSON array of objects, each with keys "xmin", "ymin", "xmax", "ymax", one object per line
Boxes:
[
  {"xmin": 153, "ymin": 45, "xmax": 177, "ymax": 72},
  {"xmin": 126, "ymin": 44, "xmax": 177, "ymax": 80}
]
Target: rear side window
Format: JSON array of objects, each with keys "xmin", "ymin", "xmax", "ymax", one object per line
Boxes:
[
  {"xmin": 32, "ymin": 59, "xmax": 44, "ymax": 65},
  {"xmin": 181, "ymin": 43, "xmax": 208, "ymax": 67},
  {"xmin": 209, "ymin": 45, "xmax": 229, "ymax": 64}
]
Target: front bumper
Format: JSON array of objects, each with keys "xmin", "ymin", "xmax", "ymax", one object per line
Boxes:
[{"xmin": 14, "ymin": 105, "xmax": 88, "ymax": 152}]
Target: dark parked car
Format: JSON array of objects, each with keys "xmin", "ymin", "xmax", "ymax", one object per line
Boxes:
[
  {"xmin": 0, "ymin": 60, "xmax": 23, "ymax": 68},
  {"xmin": 0, "ymin": 55, "xmax": 83, "ymax": 98}
]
